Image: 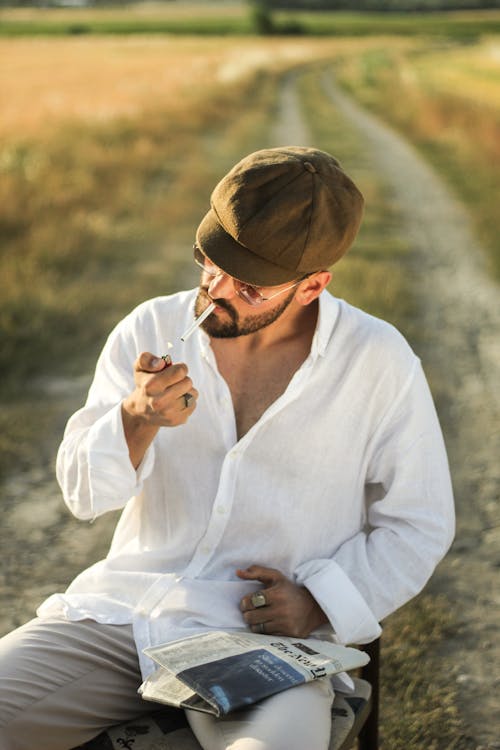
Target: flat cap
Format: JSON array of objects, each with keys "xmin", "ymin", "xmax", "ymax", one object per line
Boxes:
[{"xmin": 196, "ymin": 146, "xmax": 364, "ymax": 285}]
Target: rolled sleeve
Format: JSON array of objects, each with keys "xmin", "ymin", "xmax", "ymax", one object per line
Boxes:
[{"xmin": 295, "ymin": 558, "xmax": 382, "ymax": 644}]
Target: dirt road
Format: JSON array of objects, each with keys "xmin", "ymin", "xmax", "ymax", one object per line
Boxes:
[
  {"xmin": 1, "ymin": 69, "xmax": 499, "ymax": 748},
  {"xmin": 318, "ymin": 73, "xmax": 500, "ymax": 748}
]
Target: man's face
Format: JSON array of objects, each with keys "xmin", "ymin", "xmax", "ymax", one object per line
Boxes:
[{"xmin": 194, "ymin": 283, "xmax": 297, "ymax": 339}]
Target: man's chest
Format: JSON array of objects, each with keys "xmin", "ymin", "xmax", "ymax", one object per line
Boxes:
[
  {"xmin": 214, "ymin": 350, "xmax": 308, "ymax": 440},
  {"xmin": 229, "ymin": 369, "xmax": 293, "ymax": 439}
]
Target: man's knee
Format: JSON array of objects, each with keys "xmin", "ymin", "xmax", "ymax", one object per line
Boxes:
[{"xmin": 187, "ymin": 678, "xmax": 334, "ymax": 750}]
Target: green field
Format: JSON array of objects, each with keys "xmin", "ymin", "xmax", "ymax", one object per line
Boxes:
[{"xmin": 1, "ymin": 3, "xmax": 500, "ymax": 37}]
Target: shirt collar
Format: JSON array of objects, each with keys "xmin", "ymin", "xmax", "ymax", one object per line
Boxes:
[{"xmin": 310, "ymin": 290, "xmax": 340, "ymax": 359}]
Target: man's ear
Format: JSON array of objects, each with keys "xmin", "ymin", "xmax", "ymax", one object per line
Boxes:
[{"xmin": 295, "ymin": 271, "xmax": 332, "ymax": 306}]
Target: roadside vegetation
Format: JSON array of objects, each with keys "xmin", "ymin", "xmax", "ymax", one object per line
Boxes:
[{"xmin": 332, "ymin": 37, "xmax": 500, "ymax": 280}]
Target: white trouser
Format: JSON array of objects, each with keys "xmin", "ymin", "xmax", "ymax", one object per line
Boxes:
[
  {"xmin": 0, "ymin": 617, "xmax": 334, "ymax": 750},
  {"xmin": 186, "ymin": 677, "xmax": 334, "ymax": 750}
]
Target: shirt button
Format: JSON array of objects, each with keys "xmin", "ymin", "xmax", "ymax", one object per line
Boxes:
[
  {"xmin": 201, "ymin": 545, "xmax": 211, "ymax": 554},
  {"xmin": 217, "ymin": 506, "xmax": 226, "ymax": 515}
]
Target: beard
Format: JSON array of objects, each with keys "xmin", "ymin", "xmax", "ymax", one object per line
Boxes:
[{"xmin": 194, "ymin": 286, "xmax": 296, "ymax": 339}]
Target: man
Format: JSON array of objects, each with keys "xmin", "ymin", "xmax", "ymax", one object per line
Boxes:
[{"xmin": 0, "ymin": 146, "xmax": 455, "ymax": 750}]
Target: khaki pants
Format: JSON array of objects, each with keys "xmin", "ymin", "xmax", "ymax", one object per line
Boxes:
[{"xmin": 0, "ymin": 618, "xmax": 334, "ymax": 750}]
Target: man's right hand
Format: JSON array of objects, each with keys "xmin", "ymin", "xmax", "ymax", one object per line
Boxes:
[
  {"xmin": 122, "ymin": 352, "xmax": 198, "ymax": 428},
  {"xmin": 121, "ymin": 352, "xmax": 198, "ymax": 468}
]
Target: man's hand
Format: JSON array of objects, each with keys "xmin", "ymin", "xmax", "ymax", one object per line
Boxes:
[
  {"xmin": 121, "ymin": 352, "xmax": 198, "ymax": 468},
  {"xmin": 123, "ymin": 352, "xmax": 198, "ymax": 428},
  {"xmin": 237, "ymin": 565, "xmax": 328, "ymax": 638}
]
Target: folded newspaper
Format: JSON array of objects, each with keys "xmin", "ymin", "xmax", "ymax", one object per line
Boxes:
[{"xmin": 140, "ymin": 631, "xmax": 369, "ymax": 717}]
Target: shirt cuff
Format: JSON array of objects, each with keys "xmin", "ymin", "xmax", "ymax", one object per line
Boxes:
[
  {"xmin": 295, "ymin": 559, "xmax": 382, "ymax": 645},
  {"xmin": 87, "ymin": 403, "xmax": 155, "ymax": 517}
]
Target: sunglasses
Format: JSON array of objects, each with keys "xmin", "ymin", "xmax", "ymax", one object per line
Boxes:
[{"xmin": 193, "ymin": 245, "xmax": 305, "ymax": 307}]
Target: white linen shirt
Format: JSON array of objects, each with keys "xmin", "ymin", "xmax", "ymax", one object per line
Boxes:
[{"xmin": 38, "ymin": 289, "xmax": 455, "ymax": 678}]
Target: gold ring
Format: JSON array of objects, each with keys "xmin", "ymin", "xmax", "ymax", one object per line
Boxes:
[{"xmin": 251, "ymin": 592, "xmax": 267, "ymax": 609}]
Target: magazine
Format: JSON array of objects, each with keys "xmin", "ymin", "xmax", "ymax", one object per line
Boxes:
[{"xmin": 139, "ymin": 630, "xmax": 369, "ymax": 717}]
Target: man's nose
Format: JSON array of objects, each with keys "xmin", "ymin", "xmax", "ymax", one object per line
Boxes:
[{"xmin": 207, "ymin": 272, "xmax": 236, "ymax": 300}]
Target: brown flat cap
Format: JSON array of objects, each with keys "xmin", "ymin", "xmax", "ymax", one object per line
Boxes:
[{"xmin": 196, "ymin": 146, "xmax": 364, "ymax": 286}]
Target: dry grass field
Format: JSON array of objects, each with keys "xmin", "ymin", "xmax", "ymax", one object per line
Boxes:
[{"xmin": 0, "ymin": 35, "xmax": 336, "ymax": 141}]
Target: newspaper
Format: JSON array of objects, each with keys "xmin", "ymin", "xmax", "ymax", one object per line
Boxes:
[{"xmin": 139, "ymin": 630, "xmax": 369, "ymax": 717}]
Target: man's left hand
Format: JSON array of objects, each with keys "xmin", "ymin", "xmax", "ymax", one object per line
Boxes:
[{"xmin": 237, "ymin": 565, "xmax": 328, "ymax": 638}]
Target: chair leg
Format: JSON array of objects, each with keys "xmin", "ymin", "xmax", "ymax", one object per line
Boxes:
[
  {"xmin": 357, "ymin": 706, "xmax": 378, "ymax": 750},
  {"xmin": 358, "ymin": 638, "xmax": 380, "ymax": 750}
]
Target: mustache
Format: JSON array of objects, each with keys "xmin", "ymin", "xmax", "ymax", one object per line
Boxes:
[{"xmin": 199, "ymin": 286, "xmax": 237, "ymax": 316}]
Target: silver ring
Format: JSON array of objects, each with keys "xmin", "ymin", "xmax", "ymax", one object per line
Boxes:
[
  {"xmin": 251, "ymin": 592, "xmax": 267, "ymax": 609},
  {"xmin": 258, "ymin": 622, "xmax": 266, "ymax": 634},
  {"xmin": 183, "ymin": 393, "xmax": 194, "ymax": 409}
]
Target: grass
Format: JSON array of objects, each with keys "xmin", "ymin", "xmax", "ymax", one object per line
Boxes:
[
  {"xmin": 1, "ymin": 4, "xmax": 500, "ymax": 37},
  {"xmin": 0, "ymin": 2, "xmax": 252, "ymax": 36},
  {"xmin": 277, "ymin": 8, "xmax": 500, "ymax": 39},
  {"xmin": 379, "ymin": 592, "xmax": 469, "ymax": 749}
]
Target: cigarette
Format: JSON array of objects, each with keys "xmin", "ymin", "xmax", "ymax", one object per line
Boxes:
[{"xmin": 180, "ymin": 302, "xmax": 216, "ymax": 342}]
